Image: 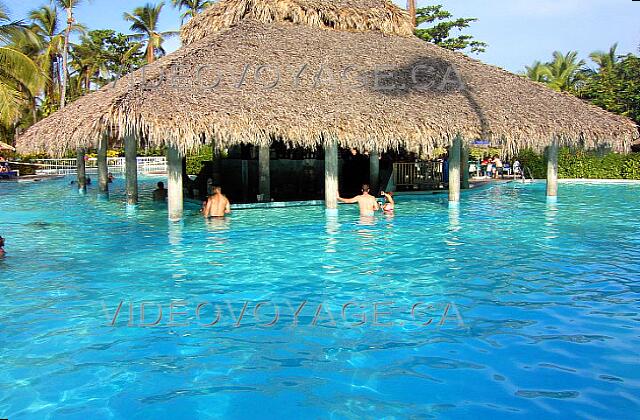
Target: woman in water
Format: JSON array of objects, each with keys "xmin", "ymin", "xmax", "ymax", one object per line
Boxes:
[{"xmin": 380, "ymin": 191, "xmax": 395, "ymax": 214}]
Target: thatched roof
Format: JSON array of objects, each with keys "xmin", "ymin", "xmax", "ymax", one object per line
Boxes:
[
  {"xmin": 17, "ymin": 0, "xmax": 638, "ymax": 156},
  {"xmin": 181, "ymin": 0, "xmax": 415, "ymax": 44}
]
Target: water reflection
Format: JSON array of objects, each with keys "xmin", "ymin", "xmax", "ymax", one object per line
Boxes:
[
  {"xmin": 325, "ymin": 213, "xmax": 340, "ymax": 254},
  {"xmin": 544, "ymin": 201, "xmax": 559, "ymax": 240},
  {"xmin": 355, "ymin": 216, "xmax": 378, "ymax": 247},
  {"xmin": 204, "ymin": 216, "xmax": 231, "ymax": 267},
  {"xmin": 125, "ymin": 203, "xmax": 137, "ymax": 216},
  {"xmin": 205, "ymin": 216, "xmax": 231, "ymax": 232},
  {"xmin": 448, "ymin": 206, "xmax": 461, "ymax": 233},
  {"xmin": 168, "ymin": 220, "xmax": 188, "ymax": 282}
]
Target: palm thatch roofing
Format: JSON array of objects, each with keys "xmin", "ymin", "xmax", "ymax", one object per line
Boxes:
[{"xmin": 16, "ymin": 0, "xmax": 639, "ymax": 156}]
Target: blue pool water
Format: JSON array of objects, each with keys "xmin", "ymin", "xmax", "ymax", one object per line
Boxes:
[{"xmin": 1, "ymin": 177, "xmax": 639, "ymax": 419}]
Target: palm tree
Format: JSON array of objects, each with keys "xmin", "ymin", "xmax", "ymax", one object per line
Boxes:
[
  {"xmin": 590, "ymin": 43, "xmax": 618, "ymax": 72},
  {"xmin": 525, "ymin": 61, "xmax": 551, "ymax": 83},
  {"xmin": 0, "ymin": 2, "xmax": 45, "ymax": 127},
  {"xmin": 172, "ymin": 0, "xmax": 212, "ymax": 24},
  {"xmin": 124, "ymin": 2, "xmax": 178, "ymax": 64},
  {"xmin": 545, "ymin": 51, "xmax": 586, "ymax": 93},
  {"xmin": 55, "ymin": 0, "xmax": 84, "ymax": 109},
  {"xmin": 70, "ymin": 34, "xmax": 107, "ymax": 94},
  {"xmin": 29, "ymin": 5, "xmax": 64, "ymax": 107}
]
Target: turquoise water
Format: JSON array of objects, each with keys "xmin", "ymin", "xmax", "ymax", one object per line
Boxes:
[{"xmin": 1, "ymin": 177, "xmax": 639, "ymax": 419}]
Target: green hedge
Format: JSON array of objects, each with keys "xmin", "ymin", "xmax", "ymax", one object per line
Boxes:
[
  {"xmin": 515, "ymin": 148, "xmax": 640, "ymax": 180},
  {"xmin": 186, "ymin": 148, "xmax": 213, "ymax": 175}
]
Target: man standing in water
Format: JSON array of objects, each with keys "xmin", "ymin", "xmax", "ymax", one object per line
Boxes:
[
  {"xmin": 152, "ymin": 181, "xmax": 168, "ymax": 201},
  {"xmin": 203, "ymin": 186, "xmax": 231, "ymax": 218},
  {"xmin": 337, "ymin": 184, "xmax": 380, "ymax": 216}
]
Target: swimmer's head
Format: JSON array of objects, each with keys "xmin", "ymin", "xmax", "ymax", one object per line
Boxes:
[
  {"xmin": 361, "ymin": 184, "xmax": 370, "ymax": 193},
  {"xmin": 157, "ymin": 181, "xmax": 164, "ymax": 189},
  {"xmin": 213, "ymin": 186, "xmax": 222, "ymax": 194}
]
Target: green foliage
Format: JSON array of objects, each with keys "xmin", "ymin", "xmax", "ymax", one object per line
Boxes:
[
  {"xmin": 186, "ymin": 147, "xmax": 212, "ymax": 175},
  {"xmin": 86, "ymin": 149, "xmax": 122, "ymax": 158},
  {"xmin": 468, "ymin": 147, "xmax": 502, "ymax": 160},
  {"xmin": 11, "ymin": 151, "xmax": 49, "ymax": 175},
  {"xmin": 123, "ymin": 2, "xmax": 178, "ymax": 63},
  {"xmin": 414, "ymin": 5, "xmax": 487, "ymax": 54},
  {"xmin": 525, "ymin": 61, "xmax": 551, "ymax": 83},
  {"xmin": 524, "ymin": 51, "xmax": 586, "ymax": 93},
  {"xmin": 515, "ymin": 147, "xmax": 640, "ymax": 180},
  {"xmin": 524, "ymin": 45, "xmax": 639, "ymax": 125},
  {"xmin": 0, "ymin": 4, "xmax": 45, "ymax": 127},
  {"xmin": 515, "ymin": 148, "xmax": 546, "ymax": 179},
  {"xmin": 171, "ymin": 0, "xmax": 213, "ymax": 24},
  {"xmin": 581, "ymin": 54, "xmax": 640, "ymax": 125},
  {"xmin": 71, "ymin": 29, "xmax": 144, "ymax": 92}
]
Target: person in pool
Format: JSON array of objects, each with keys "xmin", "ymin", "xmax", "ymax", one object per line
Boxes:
[
  {"xmin": 337, "ymin": 184, "xmax": 380, "ymax": 216},
  {"xmin": 380, "ymin": 191, "xmax": 395, "ymax": 214},
  {"xmin": 152, "ymin": 182, "xmax": 168, "ymax": 202},
  {"xmin": 203, "ymin": 186, "xmax": 231, "ymax": 218},
  {"xmin": 0, "ymin": 236, "xmax": 5, "ymax": 258}
]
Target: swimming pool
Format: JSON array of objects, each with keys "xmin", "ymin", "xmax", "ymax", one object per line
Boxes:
[{"xmin": 1, "ymin": 177, "xmax": 639, "ymax": 418}]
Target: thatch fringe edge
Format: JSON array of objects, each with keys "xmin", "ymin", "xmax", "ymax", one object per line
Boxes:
[{"xmin": 17, "ymin": 108, "xmax": 637, "ymax": 158}]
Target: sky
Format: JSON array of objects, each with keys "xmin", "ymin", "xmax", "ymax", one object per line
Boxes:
[{"xmin": 5, "ymin": 0, "xmax": 640, "ymax": 73}]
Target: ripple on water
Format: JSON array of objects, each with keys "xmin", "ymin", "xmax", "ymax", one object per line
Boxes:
[{"xmin": 1, "ymin": 179, "xmax": 640, "ymax": 418}]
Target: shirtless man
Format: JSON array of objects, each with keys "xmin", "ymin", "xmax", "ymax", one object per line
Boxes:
[
  {"xmin": 203, "ymin": 186, "xmax": 231, "ymax": 218},
  {"xmin": 152, "ymin": 181, "xmax": 168, "ymax": 202},
  {"xmin": 337, "ymin": 184, "xmax": 380, "ymax": 216}
]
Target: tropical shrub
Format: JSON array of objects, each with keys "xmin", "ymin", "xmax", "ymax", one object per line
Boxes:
[
  {"xmin": 514, "ymin": 148, "xmax": 546, "ymax": 179},
  {"xmin": 515, "ymin": 147, "xmax": 640, "ymax": 180}
]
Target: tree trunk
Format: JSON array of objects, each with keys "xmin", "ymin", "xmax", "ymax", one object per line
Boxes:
[
  {"xmin": 31, "ymin": 97, "xmax": 38, "ymax": 123},
  {"xmin": 147, "ymin": 40, "xmax": 154, "ymax": 64},
  {"xmin": 60, "ymin": 8, "xmax": 72, "ymax": 109},
  {"xmin": 407, "ymin": 0, "xmax": 417, "ymax": 27},
  {"xmin": 48, "ymin": 55, "xmax": 57, "ymax": 104},
  {"xmin": 85, "ymin": 71, "xmax": 91, "ymax": 93}
]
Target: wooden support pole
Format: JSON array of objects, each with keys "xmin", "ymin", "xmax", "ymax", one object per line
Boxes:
[
  {"xmin": 258, "ymin": 144, "xmax": 271, "ymax": 202},
  {"xmin": 124, "ymin": 132, "xmax": 138, "ymax": 206},
  {"xmin": 241, "ymin": 159, "xmax": 249, "ymax": 202},
  {"xmin": 461, "ymin": 143, "xmax": 470, "ymax": 190},
  {"xmin": 97, "ymin": 132, "xmax": 109, "ymax": 196},
  {"xmin": 370, "ymin": 151, "xmax": 380, "ymax": 193},
  {"xmin": 324, "ymin": 139, "xmax": 338, "ymax": 211},
  {"xmin": 211, "ymin": 142, "xmax": 222, "ymax": 186},
  {"xmin": 448, "ymin": 135, "xmax": 462, "ymax": 207},
  {"xmin": 546, "ymin": 138, "xmax": 559, "ymax": 200},
  {"xmin": 76, "ymin": 148, "xmax": 86, "ymax": 194},
  {"xmin": 167, "ymin": 144, "xmax": 184, "ymax": 221}
]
